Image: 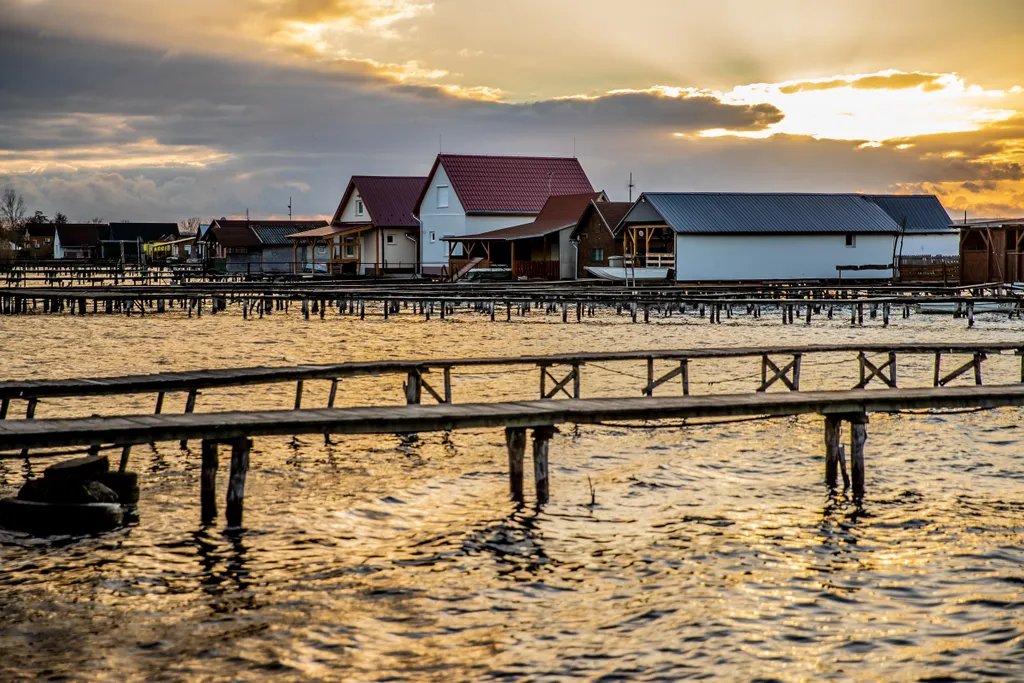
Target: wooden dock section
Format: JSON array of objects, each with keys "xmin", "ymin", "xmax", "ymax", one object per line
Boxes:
[{"xmin": 2, "ymin": 383, "xmax": 1024, "ymax": 524}]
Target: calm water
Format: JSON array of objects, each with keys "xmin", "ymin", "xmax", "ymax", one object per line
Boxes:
[{"xmin": 0, "ymin": 307, "xmax": 1022, "ymax": 682}]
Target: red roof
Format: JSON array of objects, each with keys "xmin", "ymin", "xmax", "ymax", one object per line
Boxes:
[
  {"xmin": 448, "ymin": 192, "xmax": 604, "ymax": 241},
  {"xmin": 418, "ymin": 154, "xmax": 594, "ymax": 215},
  {"xmin": 332, "ymin": 176, "xmax": 427, "ymax": 228}
]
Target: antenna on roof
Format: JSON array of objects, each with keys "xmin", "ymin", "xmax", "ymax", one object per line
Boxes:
[
  {"xmin": 573, "ymin": 138, "xmax": 576, "ymax": 158},
  {"xmin": 288, "ymin": 196, "xmax": 293, "ymax": 222},
  {"xmin": 627, "ymin": 173, "xmax": 636, "ymax": 202},
  {"xmin": 439, "ymin": 134, "xmax": 443, "ymax": 154},
  {"xmin": 246, "ymin": 208, "xmax": 250, "ymax": 222}
]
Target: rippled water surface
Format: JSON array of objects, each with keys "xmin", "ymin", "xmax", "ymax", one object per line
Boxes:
[{"xmin": 1, "ymin": 306, "xmax": 1022, "ymax": 681}]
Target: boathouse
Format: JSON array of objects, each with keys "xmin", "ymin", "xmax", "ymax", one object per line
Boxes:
[
  {"xmin": 862, "ymin": 194, "xmax": 957, "ymax": 257},
  {"xmin": 570, "ymin": 200, "xmax": 634, "ymax": 279},
  {"xmin": 312, "ymin": 176, "xmax": 426, "ymax": 276},
  {"xmin": 201, "ymin": 219, "xmax": 328, "ymax": 274},
  {"xmin": 616, "ymin": 193, "xmax": 900, "ymax": 282},
  {"xmin": 958, "ymin": 217, "xmax": 1024, "ymax": 284},
  {"xmin": 54, "ymin": 224, "xmax": 108, "ymax": 260},
  {"xmin": 442, "ymin": 192, "xmax": 606, "ymax": 281},
  {"xmin": 100, "ymin": 222, "xmax": 180, "ymax": 262},
  {"xmin": 415, "ymin": 154, "xmax": 594, "ymax": 275}
]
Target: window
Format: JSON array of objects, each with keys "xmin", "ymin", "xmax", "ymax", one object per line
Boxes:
[
  {"xmin": 591, "ymin": 247, "xmax": 605, "ymax": 262},
  {"xmin": 437, "ymin": 185, "xmax": 449, "ymax": 209},
  {"xmin": 355, "ymin": 198, "xmax": 364, "ymax": 216},
  {"xmin": 344, "ymin": 245, "xmax": 356, "ymax": 258},
  {"xmin": 44, "ymin": 238, "xmax": 51, "ymax": 244},
  {"xmin": 845, "ymin": 234, "xmax": 856, "ymax": 248},
  {"xmin": 32, "ymin": 241, "xmax": 40, "ymax": 249},
  {"xmin": 430, "ymin": 231, "xmax": 437, "ymax": 243},
  {"xmin": 385, "ymin": 234, "xmax": 396, "ymax": 245}
]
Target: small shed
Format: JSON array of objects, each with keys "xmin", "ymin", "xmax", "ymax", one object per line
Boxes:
[
  {"xmin": 959, "ymin": 218, "xmax": 1024, "ymax": 284},
  {"xmin": 201, "ymin": 219, "xmax": 327, "ymax": 274}
]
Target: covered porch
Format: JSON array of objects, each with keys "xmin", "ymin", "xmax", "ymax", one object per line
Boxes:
[
  {"xmin": 443, "ymin": 234, "xmax": 562, "ymax": 282},
  {"xmin": 621, "ymin": 224, "xmax": 675, "ymax": 268},
  {"xmin": 288, "ymin": 225, "xmax": 369, "ymax": 275}
]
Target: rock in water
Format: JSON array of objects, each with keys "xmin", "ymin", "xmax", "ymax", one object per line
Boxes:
[
  {"xmin": 44, "ymin": 455, "xmax": 109, "ymax": 482},
  {"xmin": 17, "ymin": 478, "xmax": 48, "ymax": 502},
  {"xmin": 0, "ymin": 499, "xmax": 124, "ymax": 536},
  {"xmin": 96, "ymin": 472, "xmax": 140, "ymax": 505}
]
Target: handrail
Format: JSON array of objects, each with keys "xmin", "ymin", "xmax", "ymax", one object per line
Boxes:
[{"xmin": 1, "ymin": 342, "xmax": 1022, "ymax": 402}]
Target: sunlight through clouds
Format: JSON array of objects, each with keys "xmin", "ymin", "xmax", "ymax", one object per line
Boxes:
[{"xmin": 706, "ymin": 71, "xmax": 1016, "ymax": 142}]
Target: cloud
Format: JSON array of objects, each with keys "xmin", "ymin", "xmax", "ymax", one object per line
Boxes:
[{"xmin": 778, "ymin": 71, "xmax": 947, "ymax": 94}]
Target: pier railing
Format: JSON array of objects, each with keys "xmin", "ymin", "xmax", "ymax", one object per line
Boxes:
[{"xmin": 2, "ymin": 343, "xmax": 1022, "ymax": 423}]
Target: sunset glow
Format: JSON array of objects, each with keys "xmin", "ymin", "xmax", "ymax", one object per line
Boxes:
[{"xmin": 1, "ymin": 0, "xmax": 1023, "ymax": 219}]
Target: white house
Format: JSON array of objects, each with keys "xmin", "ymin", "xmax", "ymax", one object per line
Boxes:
[
  {"xmin": 861, "ymin": 194, "xmax": 958, "ymax": 257},
  {"xmin": 328, "ymin": 176, "xmax": 426, "ymax": 275},
  {"xmin": 617, "ymin": 193, "xmax": 901, "ymax": 282},
  {"xmin": 414, "ymin": 154, "xmax": 594, "ymax": 275}
]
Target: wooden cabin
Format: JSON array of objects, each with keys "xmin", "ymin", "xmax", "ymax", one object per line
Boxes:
[
  {"xmin": 959, "ymin": 218, "xmax": 1024, "ymax": 284},
  {"xmin": 324, "ymin": 176, "xmax": 426, "ymax": 275},
  {"xmin": 570, "ymin": 201, "xmax": 633, "ymax": 278},
  {"xmin": 442, "ymin": 192, "xmax": 605, "ymax": 281}
]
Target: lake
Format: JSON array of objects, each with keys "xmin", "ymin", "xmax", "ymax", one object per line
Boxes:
[{"xmin": 1, "ymin": 307, "xmax": 1022, "ymax": 681}]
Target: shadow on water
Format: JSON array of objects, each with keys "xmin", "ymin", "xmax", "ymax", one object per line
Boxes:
[{"xmin": 192, "ymin": 526, "xmax": 258, "ymax": 614}]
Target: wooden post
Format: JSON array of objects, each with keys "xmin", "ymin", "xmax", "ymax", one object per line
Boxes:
[
  {"xmin": 850, "ymin": 417, "xmax": 868, "ymax": 502},
  {"xmin": 119, "ymin": 445, "xmax": 132, "ymax": 473},
  {"xmin": 824, "ymin": 415, "xmax": 841, "ymax": 489},
  {"xmin": 532, "ymin": 426, "xmax": 555, "ymax": 504},
  {"xmin": 180, "ymin": 389, "xmax": 198, "ymax": 448},
  {"xmin": 225, "ymin": 437, "xmax": 251, "ymax": 527},
  {"xmin": 572, "ymin": 363, "xmax": 581, "ymax": 399},
  {"xmin": 201, "ymin": 439, "xmax": 218, "ymax": 524},
  {"xmin": 505, "ymin": 427, "xmax": 526, "ymax": 503},
  {"xmin": 0, "ymin": 398, "xmax": 8, "ymax": 420},
  {"xmin": 443, "ymin": 367, "xmax": 453, "ymax": 404},
  {"xmin": 404, "ymin": 371, "xmax": 422, "ymax": 405}
]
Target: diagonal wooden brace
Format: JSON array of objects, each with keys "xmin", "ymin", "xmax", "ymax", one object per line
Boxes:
[
  {"xmin": 758, "ymin": 354, "xmax": 802, "ymax": 392},
  {"xmin": 854, "ymin": 351, "xmax": 897, "ymax": 389},
  {"xmin": 643, "ymin": 359, "xmax": 690, "ymax": 397},
  {"xmin": 539, "ymin": 364, "xmax": 580, "ymax": 400},
  {"xmin": 934, "ymin": 352, "xmax": 987, "ymax": 387}
]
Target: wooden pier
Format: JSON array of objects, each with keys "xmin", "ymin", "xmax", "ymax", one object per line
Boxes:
[
  {"xmin": 1, "ymin": 385, "xmax": 1023, "ymax": 522},
  {"xmin": 2, "ymin": 343, "xmax": 1023, "ymax": 526}
]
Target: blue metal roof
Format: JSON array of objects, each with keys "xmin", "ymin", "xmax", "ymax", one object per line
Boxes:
[
  {"xmin": 861, "ymin": 195, "xmax": 956, "ymax": 234},
  {"xmin": 636, "ymin": 193, "xmax": 900, "ymax": 235}
]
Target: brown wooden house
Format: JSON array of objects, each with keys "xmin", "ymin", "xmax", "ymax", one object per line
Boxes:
[
  {"xmin": 959, "ymin": 218, "xmax": 1024, "ymax": 284},
  {"xmin": 570, "ymin": 201, "xmax": 633, "ymax": 278}
]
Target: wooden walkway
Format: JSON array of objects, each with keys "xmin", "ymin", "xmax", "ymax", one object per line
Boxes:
[
  {"xmin": 3, "ymin": 384, "xmax": 1024, "ymax": 453},
  {"xmin": 1, "ymin": 343, "xmax": 1021, "ymax": 411}
]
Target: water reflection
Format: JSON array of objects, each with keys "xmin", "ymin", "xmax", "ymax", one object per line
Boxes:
[{"xmin": 0, "ymin": 312, "xmax": 1022, "ymax": 680}]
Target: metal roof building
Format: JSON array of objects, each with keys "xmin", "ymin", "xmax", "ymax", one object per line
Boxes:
[
  {"xmin": 624, "ymin": 193, "xmax": 901, "ymax": 235},
  {"xmin": 618, "ymin": 192, "xmax": 904, "ymax": 282},
  {"xmin": 861, "ymin": 195, "xmax": 955, "ymax": 234}
]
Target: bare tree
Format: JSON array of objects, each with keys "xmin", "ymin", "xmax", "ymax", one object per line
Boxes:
[
  {"xmin": 178, "ymin": 216, "xmax": 202, "ymax": 236},
  {"xmin": 1, "ymin": 188, "xmax": 28, "ymax": 249},
  {"xmin": 88, "ymin": 216, "xmax": 105, "ymax": 224}
]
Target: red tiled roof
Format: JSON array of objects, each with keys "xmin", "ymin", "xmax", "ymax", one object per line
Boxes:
[
  {"xmin": 26, "ymin": 223, "xmax": 57, "ymax": 237},
  {"xmin": 449, "ymin": 193, "xmax": 603, "ymax": 241},
  {"xmin": 592, "ymin": 202, "xmax": 634, "ymax": 234},
  {"xmin": 418, "ymin": 154, "xmax": 594, "ymax": 215}
]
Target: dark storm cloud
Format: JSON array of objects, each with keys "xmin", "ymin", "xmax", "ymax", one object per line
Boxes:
[{"xmin": 0, "ymin": 26, "xmax": 785, "ymax": 219}]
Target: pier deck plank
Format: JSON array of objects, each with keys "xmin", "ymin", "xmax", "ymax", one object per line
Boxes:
[{"xmin": 2, "ymin": 385, "xmax": 1023, "ymax": 454}]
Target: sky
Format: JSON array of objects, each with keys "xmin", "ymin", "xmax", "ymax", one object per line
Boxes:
[{"xmin": 2, "ymin": 0, "xmax": 1024, "ymax": 222}]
